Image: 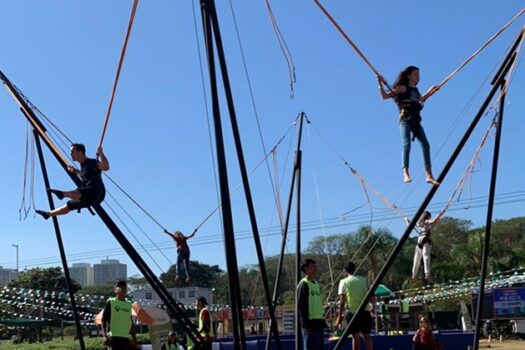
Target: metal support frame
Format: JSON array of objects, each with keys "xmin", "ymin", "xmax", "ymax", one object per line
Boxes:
[
  {"xmin": 472, "ymin": 79, "xmax": 507, "ymax": 350},
  {"xmin": 265, "ymin": 112, "xmax": 305, "ymax": 350},
  {"xmin": 33, "ymin": 131, "xmax": 86, "ymax": 350}
]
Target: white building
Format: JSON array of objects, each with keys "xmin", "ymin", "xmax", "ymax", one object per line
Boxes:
[
  {"xmin": 94, "ymin": 259, "xmax": 127, "ymax": 285},
  {"xmin": 69, "ymin": 263, "xmax": 94, "ymax": 287},
  {"xmin": 132, "ymin": 285, "xmax": 213, "ymax": 307},
  {"xmin": 0, "ymin": 266, "xmax": 17, "ymax": 285}
]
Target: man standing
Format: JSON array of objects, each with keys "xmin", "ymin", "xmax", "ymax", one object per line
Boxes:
[
  {"xmin": 36, "ymin": 143, "xmax": 109, "ymax": 219},
  {"xmin": 196, "ymin": 296, "xmax": 213, "ymax": 350},
  {"xmin": 335, "ymin": 262, "xmax": 375, "ymax": 350},
  {"xmin": 297, "ymin": 258, "xmax": 326, "ymax": 349},
  {"xmin": 101, "ymin": 280, "xmax": 137, "ymax": 350}
]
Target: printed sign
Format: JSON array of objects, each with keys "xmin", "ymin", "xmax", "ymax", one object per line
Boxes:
[{"xmin": 493, "ymin": 288, "xmax": 525, "ymax": 318}]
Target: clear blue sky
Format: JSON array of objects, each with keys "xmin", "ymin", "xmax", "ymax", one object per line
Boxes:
[{"xmin": 0, "ymin": 1, "xmax": 524, "ymax": 278}]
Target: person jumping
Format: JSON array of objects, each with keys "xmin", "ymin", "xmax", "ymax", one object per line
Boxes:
[
  {"xmin": 407, "ymin": 211, "xmax": 443, "ymax": 285},
  {"xmin": 378, "ymin": 66, "xmax": 439, "ymax": 185},
  {"xmin": 164, "ymin": 229, "xmax": 197, "ymax": 284},
  {"xmin": 35, "ymin": 143, "xmax": 109, "ymax": 219}
]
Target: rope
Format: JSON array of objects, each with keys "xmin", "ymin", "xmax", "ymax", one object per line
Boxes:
[
  {"xmin": 312, "ymin": 0, "xmax": 391, "ymax": 91},
  {"xmin": 308, "ymin": 121, "xmax": 409, "ymax": 222},
  {"xmin": 193, "ymin": 129, "xmax": 293, "ymax": 232},
  {"xmin": 104, "ymin": 190, "xmax": 173, "ymax": 266},
  {"xmin": 98, "ymin": 0, "xmax": 139, "ymax": 149},
  {"xmin": 228, "ymin": 0, "xmax": 287, "ymax": 230},
  {"xmin": 436, "ymin": 10, "xmax": 525, "ymax": 90},
  {"xmin": 18, "ymin": 122, "xmax": 30, "ymax": 220},
  {"xmin": 29, "ymin": 130, "xmax": 36, "ymax": 215},
  {"xmin": 104, "ymin": 200, "xmax": 165, "ymax": 273},
  {"xmin": 264, "ymin": 0, "xmax": 297, "ymax": 97},
  {"xmin": 4, "ymin": 86, "xmax": 69, "ymax": 165},
  {"xmin": 437, "ymin": 116, "xmax": 497, "ymax": 218},
  {"xmin": 272, "ymin": 148, "xmax": 285, "ymax": 229},
  {"xmin": 306, "ymin": 125, "xmax": 335, "ymax": 287},
  {"xmin": 190, "ymin": 0, "xmax": 224, "ymax": 236},
  {"xmin": 103, "ymin": 174, "xmax": 167, "ymax": 232}
]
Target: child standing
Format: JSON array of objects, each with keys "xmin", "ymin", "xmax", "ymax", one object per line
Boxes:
[{"xmin": 164, "ymin": 229, "xmax": 197, "ymax": 284}]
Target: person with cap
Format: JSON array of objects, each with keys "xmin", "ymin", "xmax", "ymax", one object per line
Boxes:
[
  {"xmin": 297, "ymin": 258, "xmax": 327, "ymax": 349},
  {"xmin": 335, "ymin": 261, "xmax": 375, "ymax": 350},
  {"xmin": 161, "ymin": 331, "xmax": 184, "ymax": 350},
  {"xmin": 101, "ymin": 280, "xmax": 138, "ymax": 349}
]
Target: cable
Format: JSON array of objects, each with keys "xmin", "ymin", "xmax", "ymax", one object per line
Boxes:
[
  {"xmin": 264, "ymin": 0, "xmax": 297, "ymax": 96},
  {"xmin": 312, "ymin": 0, "xmax": 391, "ymax": 90},
  {"xmin": 436, "ymin": 10, "xmax": 525, "ymax": 89},
  {"xmin": 99, "ymin": 0, "xmax": 139, "ymax": 149},
  {"xmin": 7, "ymin": 191, "xmax": 523, "ymax": 270},
  {"xmin": 228, "ymin": 0, "xmax": 284, "ymax": 227}
]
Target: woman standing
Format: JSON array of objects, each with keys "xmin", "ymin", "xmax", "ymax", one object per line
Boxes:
[{"xmin": 378, "ymin": 67, "xmax": 440, "ymax": 185}]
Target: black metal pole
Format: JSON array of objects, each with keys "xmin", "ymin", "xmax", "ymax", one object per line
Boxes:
[
  {"xmin": 265, "ymin": 112, "xmax": 305, "ymax": 348},
  {"xmin": 0, "ymin": 70, "xmax": 204, "ymax": 347},
  {"xmin": 472, "ymin": 81, "xmax": 506, "ymax": 350},
  {"xmin": 33, "ymin": 131, "xmax": 86, "ymax": 350},
  {"xmin": 333, "ymin": 48, "xmax": 517, "ymax": 350},
  {"xmin": 295, "ymin": 148, "xmax": 303, "ymax": 350},
  {"xmin": 200, "ymin": 1, "xmax": 244, "ymax": 348},
  {"xmin": 206, "ymin": 0, "xmax": 281, "ymax": 347}
]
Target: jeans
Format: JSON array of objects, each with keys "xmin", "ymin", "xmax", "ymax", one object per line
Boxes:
[
  {"xmin": 302, "ymin": 328, "xmax": 324, "ymax": 350},
  {"xmin": 400, "ymin": 120, "xmax": 431, "ymax": 170},
  {"xmin": 177, "ymin": 246, "xmax": 190, "ymax": 279}
]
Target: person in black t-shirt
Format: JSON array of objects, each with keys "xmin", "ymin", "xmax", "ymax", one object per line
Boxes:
[
  {"xmin": 377, "ymin": 66, "xmax": 440, "ymax": 186},
  {"xmin": 35, "ymin": 143, "xmax": 109, "ymax": 219}
]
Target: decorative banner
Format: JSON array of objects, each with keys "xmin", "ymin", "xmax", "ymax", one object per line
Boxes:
[{"xmin": 493, "ymin": 287, "xmax": 525, "ymax": 318}]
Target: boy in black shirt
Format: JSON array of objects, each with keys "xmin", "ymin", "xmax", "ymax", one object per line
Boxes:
[{"xmin": 36, "ymin": 143, "xmax": 109, "ymax": 219}]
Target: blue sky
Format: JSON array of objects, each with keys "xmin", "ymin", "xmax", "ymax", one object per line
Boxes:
[{"xmin": 0, "ymin": 1, "xmax": 524, "ymax": 278}]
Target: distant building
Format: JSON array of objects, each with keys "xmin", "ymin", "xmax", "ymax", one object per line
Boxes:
[
  {"xmin": 94, "ymin": 259, "xmax": 127, "ymax": 285},
  {"xmin": 69, "ymin": 263, "xmax": 94, "ymax": 287},
  {"xmin": 132, "ymin": 285, "xmax": 213, "ymax": 307},
  {"xmin": 0, "ymin": 266, "xmax": 17, "ymax": 285}
]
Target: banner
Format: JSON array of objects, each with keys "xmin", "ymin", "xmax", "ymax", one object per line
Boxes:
[{"xmin": 493, "ymin": 288, "xmax": 525, "ymax": 318}]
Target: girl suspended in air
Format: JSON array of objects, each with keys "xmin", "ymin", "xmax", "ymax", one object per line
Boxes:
[
  {"xmin": 406, "ymin": 211, "xmax": 442, "ymax": 286},
  {"xmin": 377, "ymin": 67, "xmax": 440, "ymax": 185},
  {"xmin": 164, "ymin": 229, "xmax": 197, "ymax": 284}
]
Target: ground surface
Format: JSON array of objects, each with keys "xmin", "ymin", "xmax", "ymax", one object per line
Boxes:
[{"xmin": 478, "ymin": 339, "xmax": 525, "ymax": 349}]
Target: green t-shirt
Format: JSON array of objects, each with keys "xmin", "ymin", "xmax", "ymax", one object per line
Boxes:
[{"xmin": 339, "ymin": 275, "xmax": 371, "ymax": 314}]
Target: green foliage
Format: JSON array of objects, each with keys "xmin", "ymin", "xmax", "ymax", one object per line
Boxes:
[
  {"xmin": 7, "ymin": 267, "xmax": 81, "ymax": 294},
  {"xmin": 0, "ymin": 334, "xmax": 150, "ymax": 349},
  {"xmin": 79, "ymin": 284, "xmax": 114, "ymax": 298},
  {"xmin": 0, "ymin": 337, "xmax": 105, "ymax": 350},
  {"xmin": 160, "ymin": 260, "xmax": 224, "ymax": 289}
]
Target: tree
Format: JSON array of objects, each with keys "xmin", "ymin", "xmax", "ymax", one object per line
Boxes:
[
  {"xmin": 80, "ymin": 284, "xmax": 115, "ymax": 299},
  {"xmin": 8, "ymin": 267, "xmax": 81, "ymax": 294},
  {"xmin": 160, "ymin": 261, "xmax": 224, "ymax": 289}
]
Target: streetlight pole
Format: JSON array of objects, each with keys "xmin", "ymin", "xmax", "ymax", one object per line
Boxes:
[{"xmin": 11, "ymin": 244, "xmax": 19, "ymax": 276}]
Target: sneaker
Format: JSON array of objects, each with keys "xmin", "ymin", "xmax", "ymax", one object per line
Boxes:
[
  {"xmin": 35, "ymin": 210, "xmax": 50, "ymax": 220},
  {"xmin": 48, "ymin": 189, "xmax": 64, "ymax": 200}
]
